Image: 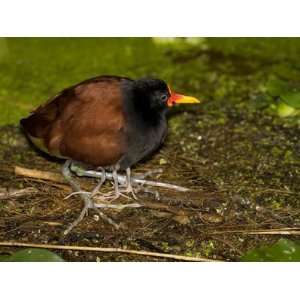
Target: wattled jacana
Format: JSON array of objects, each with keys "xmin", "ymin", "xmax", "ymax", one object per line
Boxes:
[{"xmin": 21, "ymin": 75, "xmax": 200, "ymax": 233}]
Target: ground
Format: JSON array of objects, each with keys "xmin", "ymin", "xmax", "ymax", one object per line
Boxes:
[{"xmin": 0, "ymin": 38, "xmax": 299, "ymax": 261}]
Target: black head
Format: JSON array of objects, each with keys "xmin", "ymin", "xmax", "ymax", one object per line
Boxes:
[{"xmin": 132, "ymin": 78, "xmax": 171, "ymax": 112}]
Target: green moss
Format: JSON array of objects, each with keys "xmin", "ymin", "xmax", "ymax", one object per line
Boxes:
[
  {"xmin": 161, "ymin": 242, "xmax": 170, "ymax": 252},
  {"xmin": 200, "ymin": 241, "xmax": 215, "ymax": 257},
  {"xmin": 0, "ymin": 38, "xmax": 169, "ymax": 125},
  {"xmin": 1, "ymin": 37, "xmax": 300, "ymax": 126},
  {"xmin": 185, "ymin": 239, "xmax": 195, "ymax": 248}
]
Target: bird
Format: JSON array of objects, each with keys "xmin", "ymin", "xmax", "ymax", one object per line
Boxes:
[{"xmin": 20, "ymin": 75, "xmax": 200, "ymax": 233}]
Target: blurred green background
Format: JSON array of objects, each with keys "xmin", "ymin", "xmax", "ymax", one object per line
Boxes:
[{"xmin": 0, "ymin": 37, "xmax": 300, "ymax": 125}]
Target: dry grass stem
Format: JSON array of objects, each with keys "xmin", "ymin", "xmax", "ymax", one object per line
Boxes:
[{"xmin": 0, "ymin": 241, "xmax": 221, "ymax": 262}]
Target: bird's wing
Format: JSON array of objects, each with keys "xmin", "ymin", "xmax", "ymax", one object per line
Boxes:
[{"xmin": 21, "ymin": 77, "xmax": 128, "ymax": 166}]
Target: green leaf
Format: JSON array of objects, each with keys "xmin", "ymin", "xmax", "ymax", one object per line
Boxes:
[
  {"xmin": 266, "ymin": 79, "xmax": 290, "ymax": 97},
  {"xmin": 277, "ymin": 102, "xmax": 297, "ymax": 117},
  {"xmin": 281, "ymin": 92, "xmax": 300, "ymax": 109},
  {"xmin": 0, "ymin": 248, "xmax": 64, "ymax": 262},
  {"xmin": 266, "ymin": 78, "xmax": 300, "ymax": 108},
  {"xmin": 241, "ymin": 239, "xmax": 300, "ymax": 262}
]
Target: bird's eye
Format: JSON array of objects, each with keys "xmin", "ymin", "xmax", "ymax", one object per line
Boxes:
[{"xmin": 161, "ymin": 94, "xmax": 168, "ymax": 102}]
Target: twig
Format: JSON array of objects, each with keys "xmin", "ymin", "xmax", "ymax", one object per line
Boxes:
[
  {"xmin": 209, "ymin": 228, "xmax": 300, "ymax": 235},
  {"xmin": 15, "ymin": 165, "xmax": 190, "ymax": 192},
  {"xmin": 0, "ymin": 187, "xmax": 38, "ymax": 200},
  {"xmin": 15, "ymin": 166, "xmax": 66, "ymax": 184},
  {"xmin": 93, "ymin": 202, "xmax": 143, "ymax": 209},
  {"xmin": 245, "ymin": 230, "xmax": 300, "ymax": 235},
  {"xmin": 0, "ymin": 241, "xmax": 220, "ymax": 262}
]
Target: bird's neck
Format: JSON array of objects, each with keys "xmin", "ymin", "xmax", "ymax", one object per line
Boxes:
[{"xmin": 123, "ymin": 89, "xmax": 167, "ymax": 126}]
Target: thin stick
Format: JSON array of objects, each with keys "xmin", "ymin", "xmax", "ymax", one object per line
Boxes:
[
  {"xmin": 15, "ymin": 166, "xmax": 66, "ymax": 184},
  {"xmin": 15, "ymin": 165, "xmax": 189, "ymax": 192},
  {"xmin": 209, "ymin": 228, "xmax": 300, "ymax": 235},
  {"xmin": 93, "ymin": 202, "xmax": 143, "ymax": 209},
  {"xmin": 245, "ymin": 231, "xmax": 300, "ymax": 235},
  {"xmin": 0, "ymin": 187, "xmax": 38, "ymax": 200},
  {"xmin": 0, "ymin": 241, "xmax": 220, "ymax": 262}
]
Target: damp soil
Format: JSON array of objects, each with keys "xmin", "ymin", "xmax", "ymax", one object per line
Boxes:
[
  {"xmin": 0, "ymin": 114, "xmax": 298, "ymax": 262},
  {"xmin": 0, "ymin": 38, "xmax": 299, "ymax": 261}
]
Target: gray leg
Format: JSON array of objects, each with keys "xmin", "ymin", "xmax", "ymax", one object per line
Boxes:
[
  {"xmin": 123, "ymin": 167, "xmax": 138, "ymax": 199},
  {"xmin": 65, "ymin": 164, "xmax": 107, "ymax": 199},
  {"xmin": 94, "ymin": 165, "xmax": 123, "ymax": 201},
  {"xmin": 111, "ymin": 165, "xmax": 121, "ymax": 200},
  {"xmin": 62, "ymin": 160, "xmax": 119, "ymax": 235},
  {"xmin": 90, "ymin": 167, "xmax": 106, "ymax": 198}
]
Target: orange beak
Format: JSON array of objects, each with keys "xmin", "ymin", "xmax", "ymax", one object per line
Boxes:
[{"xmin": 167, "ymin": 88, "xmax": 201, "ymax": 107}]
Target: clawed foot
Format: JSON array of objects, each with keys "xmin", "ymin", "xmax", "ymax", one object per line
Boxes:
[
  {"xmin": 65, "ymin": 165, "xmax": 141, "ymax": 201},
  {"xmin": 119, "ymin": 185, "xmax": 138, "ymax": 200},
  {"xmin": 62, "ymin": 160, "xmax": 185, "ymax": 235},
  {"xmin": 63, "ymin": 192, "xmax": 121, "ymax": 236},
  {"xmin": 62, "ymin": 160, "xmax": 120, "ymax": 235},
  {"xmin": 134, "ymin": 168, "xmax": 163, "ymax": 180}
]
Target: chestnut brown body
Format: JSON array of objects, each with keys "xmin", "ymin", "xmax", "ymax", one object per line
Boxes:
[{"xmin": 21, "ymin": 76, "xmax": 169, "ymax": 170}]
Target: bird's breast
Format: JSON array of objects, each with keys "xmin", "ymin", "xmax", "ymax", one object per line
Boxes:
[{"xmin": 119, "ymin": 115, "xmax": 167, "ymax": 170}]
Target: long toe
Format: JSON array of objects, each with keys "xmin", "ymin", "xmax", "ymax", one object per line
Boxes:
[
  {"xmin": 135, "ymin": 169, "xmax": 163, "ymax": 180},
  {"xmin": 64, "ymin": 190, "xmax": 92, "ymax": 200},
  {"xmin": 123, "ymin": 185, "xmax": 138, "ymax": 200}
]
